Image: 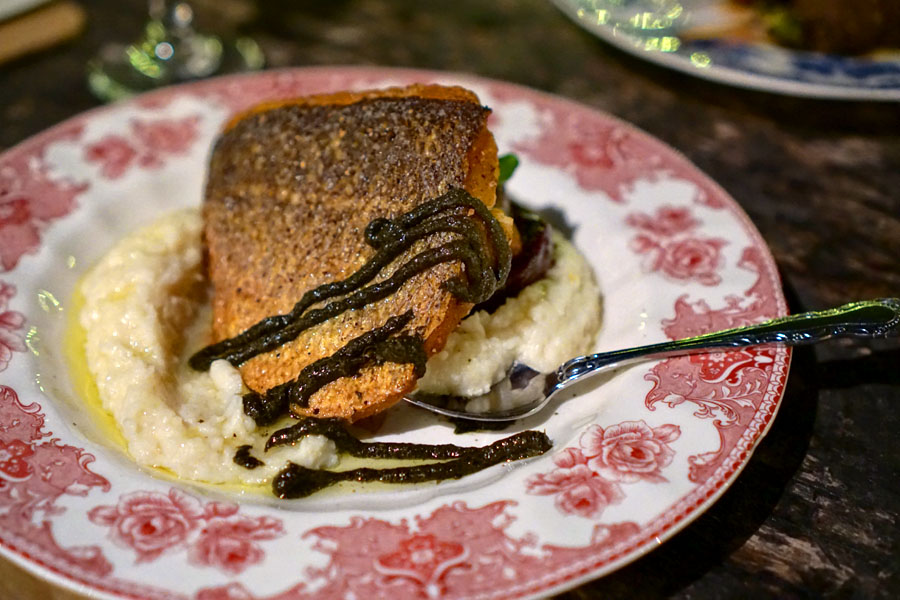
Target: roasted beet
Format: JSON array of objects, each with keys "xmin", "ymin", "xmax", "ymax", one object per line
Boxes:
[{"xmin": 475, "ymin": 203, "xmax": 555, "ymax": 314}]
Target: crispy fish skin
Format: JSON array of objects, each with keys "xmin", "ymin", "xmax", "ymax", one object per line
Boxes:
[{"xmin": 203, "ymin": 84, "xmax": 506, "ymax": 421}]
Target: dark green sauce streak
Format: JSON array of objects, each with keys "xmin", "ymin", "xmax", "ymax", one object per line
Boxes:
[
  {"xmin": 233, "ymin": 445, "xmax": 265, "ymax": 469},
  {"xmin": 267, "ymin": 416, "xmax": 484, "ymax": 459},
  {"xmin": 271, "ymin": 430, "xmax": 551, "ymax": 499},
  {"xmin": 242, "ymin": 312, "xmax": 426, "ymax": 426},
  {"xmin": 450, "ymin": 417, "xmax": 514, "ymax": 434},
  {"xmin": 189, "ymin": 187, "xmax": 511, "ymax": 371}
]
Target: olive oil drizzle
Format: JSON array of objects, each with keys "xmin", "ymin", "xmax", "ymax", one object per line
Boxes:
[
  {"xmin": 271, "ymin": 430, "xmax": 552, "ymax": 499},
  {"xmin": 189, "ymin": 188, "xmax": 511, "ymax": 370},
  {"xmin": 242, "ymin": 311, "xmax": 426, "ymax": 426}
]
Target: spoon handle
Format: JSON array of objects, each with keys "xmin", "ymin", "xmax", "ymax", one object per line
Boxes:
[{"xmin": 558, "ymin": 298, "xmax": 900, "ymax": 386}]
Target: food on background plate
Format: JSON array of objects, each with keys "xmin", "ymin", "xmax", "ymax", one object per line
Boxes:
[
  {"xmin": 723, "ymin": 0, "xmax": 900, "ymax": 54},
  {"xmin": 76, "ymin": 84, "xmax": 602, "ymax": 498}
]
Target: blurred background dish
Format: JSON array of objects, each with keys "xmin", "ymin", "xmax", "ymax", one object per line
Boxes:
[
  {"xmin": 0, "ymin": 0, "xmax": 50, "ymax": 21},
  {"xmin": 550, "ymin": 0, "xmax": 900, "ymax": 100}
]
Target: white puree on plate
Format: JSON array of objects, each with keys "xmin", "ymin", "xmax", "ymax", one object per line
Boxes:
[
  {"xmin": 79, "ymin": 208, "xmax": 601, "ymax": 486},
  {"xmin": 79, "ymin": 209, "xmax": 338, "ymax": 485},
  {"xmin": 418, "ymin": 228, "xmax": 602, "ymax": 410}
]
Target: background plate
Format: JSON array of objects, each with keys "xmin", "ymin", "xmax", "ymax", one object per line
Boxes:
[{"xmin": 551, "ymin": 0, "xmax": 900, "ymax": 101}]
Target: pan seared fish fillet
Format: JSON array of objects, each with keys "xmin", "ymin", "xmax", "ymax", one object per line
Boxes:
[{"xmin": 202, "ymin": 84, "xmax": 512, "ymax": 422}]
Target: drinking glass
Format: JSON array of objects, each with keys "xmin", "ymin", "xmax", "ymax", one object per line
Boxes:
[{"xmin": 87, "ymin": 0, "xmax": 264, "ymax": 101}]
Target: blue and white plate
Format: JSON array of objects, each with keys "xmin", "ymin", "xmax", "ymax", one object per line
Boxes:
[{"xmin": 552, "ymin": 0, "xmax": 900, "ymax": 101}]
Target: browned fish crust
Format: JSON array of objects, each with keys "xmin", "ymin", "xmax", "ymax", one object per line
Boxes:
[{"xmin": 203, "ymin": 84, "xmax": 507, "ymax": 421}]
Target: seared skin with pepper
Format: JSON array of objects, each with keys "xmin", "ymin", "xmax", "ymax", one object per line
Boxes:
[{"xmin": 203, "ymin": 84, "xmax": 513, "ymax": 421}]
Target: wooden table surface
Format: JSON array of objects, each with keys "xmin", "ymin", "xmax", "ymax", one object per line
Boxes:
[{"xmin": 1, "ymin": 1, "xmax": 898, "ymax": 598}]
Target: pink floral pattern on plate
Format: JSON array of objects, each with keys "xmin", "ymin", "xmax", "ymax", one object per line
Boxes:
[
  {"xmin": 499, "ymin": 90, "xmax": 727, "ymax": 208},
  {"xmin": 645, "ymin": 246, "xmax": 785, "ymax": 483},
  {"xmin": 627, "ymin": 205, "xmax": 728, "ymax": 285},
  {"xmin": 525, "ymin": 448, "xmax": 625, "ymax": 518},
  {"xmin": 0, "ymin": 385, "xmax": 112, "ymax": 577},
  {"xmin": 0, "ymin": 281, "xmax": 25, "ymax": 372},
  {"xmin": 89, "ymin": 488, "xmax": 284, "ymax": 574},
  {"xmin": 0, "ymin": 122, "xmax": 87, "ymax": 272},
  {"xmin": 83, "ymin": 116, "xmax": 201, "ymax": 179},
  {"xmin": 195, "ymin": 501, "xmax": 644, "ymax": 600},
  {"xmin": 0, "ymin": 67, "xmax": 790, "ymax": 600},
  {"xmin": 582, "ymin": 420, "xmax": 681, "ymax": 483},
  {"xmin": 0, "ymin": 438, "xmax": 33, "ymax": 481},
  {"xmin": 526, "ymin": 420, "xmax": 681, "ymax": 518}
]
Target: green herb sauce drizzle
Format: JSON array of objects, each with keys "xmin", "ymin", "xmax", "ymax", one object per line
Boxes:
[
  {"xmin": 242, "ymin": 311, "xmax": 426, "ymax": 426},
  {"xmin": 271, "ymin": 429, "xmax": 551, "ymax": 499},
  {"xmin": 233, "ymin": 445, "xmax": 265, "ymax": 469},
  {"xmin": 268, "ymin": 416, "xmax": 484, "ymax": 459}
]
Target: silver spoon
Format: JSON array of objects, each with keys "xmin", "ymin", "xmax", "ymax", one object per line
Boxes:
[{"xmin": 404, "ymin": 298, "xmax": 900, "ymax": 422}]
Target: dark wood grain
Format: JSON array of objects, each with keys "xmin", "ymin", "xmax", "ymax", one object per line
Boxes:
[{"xmin": 1, "ymin": 1, "xmax": 897, "ymax": 598}]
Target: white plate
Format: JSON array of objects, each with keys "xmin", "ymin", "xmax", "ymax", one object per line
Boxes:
[
  {"xmin": 551, "ymin": 0, "xmax": 900, "ymax": 101},
  {"xmin": 0, "ymin": 66, "xmax": 790, "ymax": 599}
]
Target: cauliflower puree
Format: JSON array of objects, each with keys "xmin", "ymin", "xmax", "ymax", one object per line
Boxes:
[
  {"xmin": 78, "ymin": 209, "xmax": 338, "ymax": 486},
  {"xmin": 78, "ymin": 209, "xmax": 601, "ymax": 486}
]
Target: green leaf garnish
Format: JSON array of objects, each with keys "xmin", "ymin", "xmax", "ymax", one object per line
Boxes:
[{"xmin": 498, "ymin": 153, "xmax": 519, "ymax": 184}]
